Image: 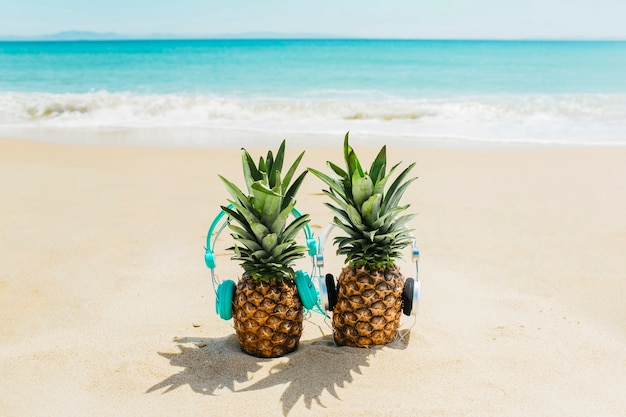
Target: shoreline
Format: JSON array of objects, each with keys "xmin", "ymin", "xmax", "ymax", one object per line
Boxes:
[
  {"xmin": 1, "ymin": 137, "xmax": 625, "ymax": 416},
  {"xmin": 3, "ymin": 128, "xmax": 626, "ymax": 150}
]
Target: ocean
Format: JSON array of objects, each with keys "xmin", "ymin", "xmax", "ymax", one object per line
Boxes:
[{"xmin": 1, "ymin": 39, "xmax": 625, "ymax": 147}]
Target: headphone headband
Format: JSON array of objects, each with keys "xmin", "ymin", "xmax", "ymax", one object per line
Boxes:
[{"xmin": 204, "ymin": 204, "xmax": 317, "ymax": 270}]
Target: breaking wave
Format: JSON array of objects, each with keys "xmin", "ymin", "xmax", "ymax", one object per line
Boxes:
[{"xmin": 1, "ymin": 91, "xmax": 625, "ymax": 145}]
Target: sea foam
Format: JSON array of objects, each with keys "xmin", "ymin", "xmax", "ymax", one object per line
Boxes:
[{"xmin": 1, "ymin": 91, "xmax": 625, "ymax": 146}]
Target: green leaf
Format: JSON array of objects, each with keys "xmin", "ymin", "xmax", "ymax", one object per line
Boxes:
[
  {"xmin": 352, "ymin": 172, "xmax": 373, "ymax": 208},
  {"xmin": 270, "ymin": 202, "xmax": 294, "ymax": 235},
  {"xmin": 282, "ymin": 151, "xmax": 305, "ymax": 193},
  {"xmin": 265, "ymin": 201, "xmax": 282, "ymax": 224},
  {"xmin": 271, "ymin": 172, "xmax": 282, "ymax": 195},
  {"xmin": 274, "ymin": 245, "xmax": 306, "ymax": 263},
  {"xmin": 327, "ymin": 161, "xmax": 348, "ymax": 180},
  {"xmin": 261, "ymin": 233, "xmax": 278, "ymax": 252},
  {"xmin": 270, "ymin": 242, "xmax": 293, "ymax": 258},
  {"xmin": 384, "ymin": 176, "xmax": 417, "ymax": 211},
  {"xmin": 361, "ymin": 193, "xmax": 382, "ymax": 226},
  {"xmin": 265, "ymin": 150, "xmax": 274, "ymax": 185},
  {"xmin": 273, "ymin": 140, "xmax": 286, "ymax": 174},
  {"xmin": 343, "ymin": 132, "xmax": 363, "ymax": 177},
  {"xmin": 249, "ymin": 180, "xmax": 269, "ymax": 211},
  {"xmin": 257, "ymin": 186, "xmax": 283, "ymax": 226},
  {"xmin": 388, "ymin": 213, "xmax": 415, "ymax": 230},
  {"xmin": 382, "ymin": 162, "xmax": 416, "ymax": 210},
  {"xmin": 308, "ymin": 168, "xmax": 348, "ymax": 201},
  {"xmin": 219, "ymin": 176, "xmax": 248, "ymax": 206},
  {"xmin": 331, "ymin": 218, "xmax": 362, "ymax": 239},
  {"xmin": 324, "ymin": 203, "xmax": 352, "ymax": 226},
  {"xmin": 227, "ymin": 199, "xmax": 261, "ymax": 230},
  {"xmin": 251, "ymin": 249, "xmax": 271, "ymax": 261},
  {"xmin": 250, "ymin": 222, "xmax": 270, "ymax": 242},
  {"xmin": 268, "ymin": 168, "xmax": 280, "ymax": 191},
  {"xmin": 371, "ymin": 205, "xmax": 404, "ymax": 229},
  {"xmin": 322, "ymin": 189, "xmax": 349, "ymax": 209},
  {"xmin": 281, "ymin": 214, "xmax": 310, "ymax": 242},
  {"xmin": 221, "ymin": 204, "xmax": 253, "ymax": 231},
  {"xmin": 373, "ymin": 162, "xmax": 400, "ymax": 195},
  {"xmin": 251, "ymin": 179, "xmax": 281, "ymax": 201},
  {"xmin": 369, "ymin": 145, "xmax": 387, "ymax": 186},
  {"xmin": 346, "ymin": 146, "xmax": 364, "ymax": 178},
  {"xmin": 283, "ymin": 169, "xmax": 307, "ymax": 210},
  {"xmin": 241, "ymin": 150, "xmax": 262, "ymax": 193},
  {"xmin": 227, "ymin": 224, "xmax": 255, "ymax": 241},
  {"xmin": 232, "ymin": 238, "xmax": 262, "ymax": 252},
  {"xmin": 346, "ymin": 205, "xmax": 364, "ymax": 230}
]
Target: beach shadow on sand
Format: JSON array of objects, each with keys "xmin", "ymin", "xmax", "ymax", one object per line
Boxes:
[
  {"xmin": 146, "ymin": 335, "xmax": 262, "ymax": 395},
  {"xmin": 147, "ymin": 330, "xmax": 411, "ymax": 416},
  {"xmin": 241, "ymin": 330, "xmax": 411, "ymax": 416}
]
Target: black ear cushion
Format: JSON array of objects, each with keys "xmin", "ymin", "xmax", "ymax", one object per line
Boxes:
[
  {"xmin": 402, "ymin": 278, "xmax": 415, "ymax": 316},
  {"xmin": 325, "ymin": 273, "xmax": 338, "ymax": 311}
]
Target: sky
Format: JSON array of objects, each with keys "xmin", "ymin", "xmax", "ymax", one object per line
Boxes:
[{"xmin": 1, "ymin": 0, "xmax": 625, "ymax": 39}]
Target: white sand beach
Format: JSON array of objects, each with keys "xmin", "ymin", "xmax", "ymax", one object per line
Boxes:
[{"xmin": 1, "ymin": 137, "xmax": 625, "ymax": 416}]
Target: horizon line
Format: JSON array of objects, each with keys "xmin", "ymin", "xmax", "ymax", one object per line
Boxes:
[
  {"xmin": 2, "ymin": 36, "xmax": 626, "ymax": 42},
  {"xmin": 0, "ymin": 31, "xmax": 625, "ymax": 42}
]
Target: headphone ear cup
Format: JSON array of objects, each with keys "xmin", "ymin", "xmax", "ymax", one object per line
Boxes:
[
  {"xmin": 402, "ymin": 278, "xmax": 415, "ymax": 316},
  {"xmin": 216, "ymin": 280, "xmax": 236, "ymax": 320},
  {"xmin": 411, "ymin": 278, "xmax": 420, "ymax": 316},
  {"xmin": 325, "ymin": 274, "xmax": 337, "ymax": 311},
  {"xmin": 295, "ymin": 270, "xmax": 317, "ymax": 311}
]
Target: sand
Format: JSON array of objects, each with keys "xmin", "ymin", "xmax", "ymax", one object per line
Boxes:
[{"xmin": 1, "ymin": 137, "xmax": 625, "ymax": 416}]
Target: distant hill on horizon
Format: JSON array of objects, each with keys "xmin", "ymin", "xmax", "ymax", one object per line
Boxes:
[{"xmin": 0, "ymin": 30, "xmax": 344, "ymax": 41}]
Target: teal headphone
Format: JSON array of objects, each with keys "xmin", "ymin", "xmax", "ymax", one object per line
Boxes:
[
  {"xmin": 314, "ymin": 224, "xmax": 421, "ymax": 317},
  {"xmin": 204, "ymin": 205, "xmax": 321, "ymax": 320}
]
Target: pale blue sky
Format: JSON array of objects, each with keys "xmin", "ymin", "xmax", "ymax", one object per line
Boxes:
[{"xmin": 1, "ymin": 0, "xmax": 625, "ymax": 39}]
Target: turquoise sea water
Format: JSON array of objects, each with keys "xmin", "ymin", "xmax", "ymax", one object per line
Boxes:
[{"xmin": 1, "ymin": 39, "xmax": 625, "ymax": 146}]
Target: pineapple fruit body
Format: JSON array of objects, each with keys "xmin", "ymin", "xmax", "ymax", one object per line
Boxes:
[
  {"xmin": 233, "ymin": 276, "xmax": 304, "ymax": 358},
  {"xmin": 332, "ymin": 265, "xmax": 404, "ymax": 347}
]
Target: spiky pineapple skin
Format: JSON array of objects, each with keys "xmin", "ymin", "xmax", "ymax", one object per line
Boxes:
[
  {"xmin": 232, "ymin": 276, "xmax": 304, "ymax": 358},
  {"xmin": 332, "ymin": 265, "xmax": 404, "ymax": 347}
]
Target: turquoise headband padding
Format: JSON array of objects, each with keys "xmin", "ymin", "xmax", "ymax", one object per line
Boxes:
[{"xmin": 205, "ymin": 204, "xmax": 317, "ymax": 269}]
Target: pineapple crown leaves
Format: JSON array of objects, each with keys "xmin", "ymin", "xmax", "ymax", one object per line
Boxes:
[
  {"xmin": 219, "ymin": 140, "xmax": 310, "ymax": 282},
  {"xmin": 308, "ymin": 132, "xmax": 417, "ymax": 270}
]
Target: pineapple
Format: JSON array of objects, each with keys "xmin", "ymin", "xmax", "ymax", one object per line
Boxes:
[
  {"xmin": 309, "ymin": 132, "xmax": 416, "ymax": 347},
  {"xmin": 220, "ymin": 141, "xmax": 310, "ymax": 357}
]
